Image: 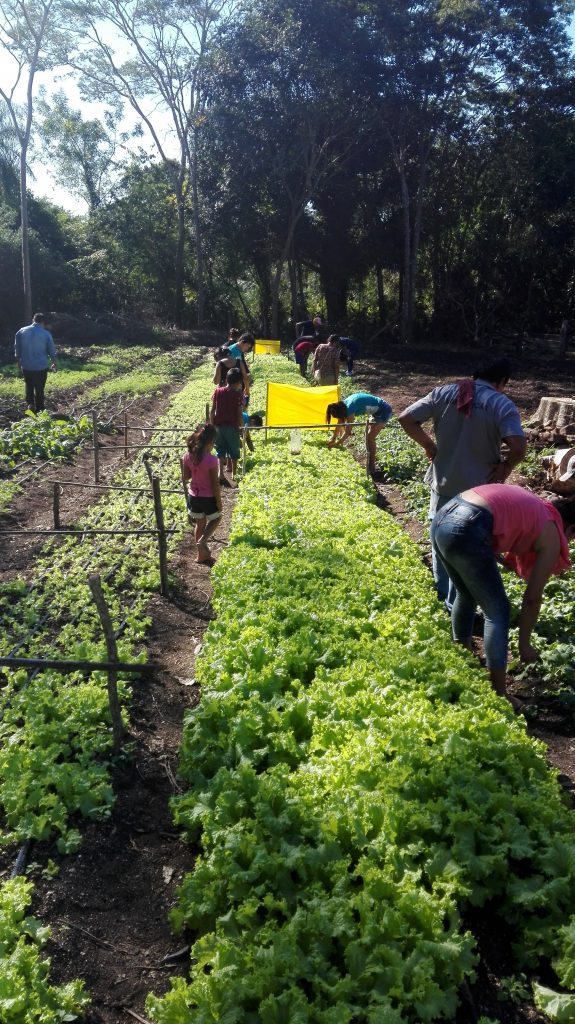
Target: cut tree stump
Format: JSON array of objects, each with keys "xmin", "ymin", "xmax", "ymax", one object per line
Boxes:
[{"xmin": 529, "ymin": 396, "xmax": 575, "ymax": 429}]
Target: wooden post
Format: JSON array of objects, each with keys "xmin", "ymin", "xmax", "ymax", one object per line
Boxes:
[
  {"xmin": 88, "ymin": 574, "xmax": 124, "ymax": 755},
  {"xmin": 242, "ymin": 427, "xmax": 247, "ymax": 478},
  {"xmin": 142, "ymin": 453, "xmax": 154, "ymax": 485},
  {"xmin": 53, "ymin": 482, "xmax": 60, "ymax": 530},
  {"xmin": 365, "ymin": 421, "xmax": 370, "ymax": 478},
  {"xmin": 92, "ymin": 411, "xmax": 100, "ymax": 483},
  {"xmin": 124, "ymin": 411, "xmax": 129, "ymax": 458},
  {"xmin": 152, "ymin": 475, "xmax": 169, "ymax": 598}
]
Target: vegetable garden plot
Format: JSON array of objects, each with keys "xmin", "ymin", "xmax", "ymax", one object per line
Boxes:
[
  {"xmin": 145, "ymin": 363, "xmax": 575, "ymax": 1022},
  {"xmin": 0, "ymin": 351, "xmax": 235, "ymax": 1012}
]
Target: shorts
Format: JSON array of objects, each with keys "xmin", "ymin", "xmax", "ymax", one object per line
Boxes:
[
  {"xmin": 368, "ymin": 403, "xmax": 392, "ymax": 425},
  {"xmin": 215, "ymin": 426, "xmax": 241, "ymax": 460},
  {"xmin": 187, "ymin": 495, "xmax": 221, "ymax": 522}
]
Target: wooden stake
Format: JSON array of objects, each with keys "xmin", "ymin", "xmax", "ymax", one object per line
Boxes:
[
  {"xmin": 88, "ymin": 574, "xmax": 124, "ymax": 755},
  {"xmin": 92, "ymin": 411, "xmax": 100, "ymax": 483},
  {"xmin": 152, "ymin": 475, "xmax": 169, "ymax": 597},
  {"xmin": 124, "ymin": 410, "xmax": 129, "ymax": 458},
  {"xmin": 53, "ymin": 482, "xmax": 60, "ymax": 530}
]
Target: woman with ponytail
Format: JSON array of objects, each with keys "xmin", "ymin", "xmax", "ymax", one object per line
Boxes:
[{"xmin": 182, "ymin": 424, "xmax": 222, "ymax": 565}]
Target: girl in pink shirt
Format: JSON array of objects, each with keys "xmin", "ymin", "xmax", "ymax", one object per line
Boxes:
[
  {"xmin": 431, "ymin": 483, "xmax": 575, "ymax": 703},
  {"xmin": 181, "ymin": 424, "xmax": 222, "ymax": 566}
]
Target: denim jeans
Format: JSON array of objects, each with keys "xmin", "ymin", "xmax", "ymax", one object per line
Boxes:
[
  {"xmin": 430, "ymin": 496, "xmax": 510, "ymax": 669},
  {"xmin": 429, "ymin": 491, "xmax": 457, "ymax": 610}
]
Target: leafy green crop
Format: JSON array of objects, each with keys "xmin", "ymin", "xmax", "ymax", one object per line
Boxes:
[
  {"xmin": 0, "ymin": 412, "xmax": 91, "ymax": 474},
  {"xmin": 0, "ymin": 877, "xmax": 88, "ymax": 1021},
  {"xmin": 146, "ymin": 356, "xmax": 575, "ymax": 1023}
]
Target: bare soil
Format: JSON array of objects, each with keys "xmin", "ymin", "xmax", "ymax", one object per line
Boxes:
[{"xmin": 1, "ymin": 344, "xmax": 574, "ymax": 1023}]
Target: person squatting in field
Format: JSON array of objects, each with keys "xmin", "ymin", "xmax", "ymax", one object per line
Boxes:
[
  {"xmin": 326, "ymin": 393, "xmax": 393, "ymax": 477},
  {"xmin": 210, "ymin": 366, "xmax": 244, "ymax": 486},
  {"xmin": 431, "ymin": 483, "xmax": 575, "ymax": 704},
  {"xmin": 398, "ymin": 358, "xmax": 527, "ymax": 609},
  {"xmin": 182, "ymin": 423, "xmax": 222, "ymax": 566}
]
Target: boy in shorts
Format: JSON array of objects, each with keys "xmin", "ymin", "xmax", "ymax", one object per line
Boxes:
[{"xmin": 211, "ymin": 367, "xmax": 244, "ymax": 486}]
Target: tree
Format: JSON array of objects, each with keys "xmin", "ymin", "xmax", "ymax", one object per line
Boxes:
[
  {"xmin": 38, "ymin": 90, "xmax": 130, "ymax": 211},
  {"xmin": 0, "ymin": 0, "xmax": 69, "ymax": 321},
  {"xmin": 69, "ymin": 0, "xmax": 231, "ymax": 327}
]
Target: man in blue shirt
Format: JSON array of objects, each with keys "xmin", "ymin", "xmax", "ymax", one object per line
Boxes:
[{"xmin": 14, "ymin": 313, "xmax": 58, "ymax": 413}]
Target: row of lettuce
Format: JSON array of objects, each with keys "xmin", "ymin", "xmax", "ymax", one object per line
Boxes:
[
  {"xmin": 145, "ymin": 360, "xmax": 575, "ymax": 1022},
  {"xmin": 0, "ymin": 353, "xmax": 297, "ymax": 1019},
  {"xmin": 372, "ymin": 419, "xmax": 575, "ymax": 706}
]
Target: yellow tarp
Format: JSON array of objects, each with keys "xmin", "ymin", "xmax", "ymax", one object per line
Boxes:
[
  {"xmin": 255, "ymin": 339, "xmax": 281, "ymax": 355},
  {"xmin": 266, "ymin": 382, "xmax": 341, "ymax": 427}
]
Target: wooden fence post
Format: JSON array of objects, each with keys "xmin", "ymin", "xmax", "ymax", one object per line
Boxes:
[
  {"xmin": 92, "ymin": 411, "xmax": 100, "ymax": 483},
  {"xmin": 88, "ymin": 574, "xmax": 124, "ymax": 755},
  {"xmin": 152, "ymin": 475, "xmax": 169, "ymax": 598},
  {"xmin": 53, "ymin": 482, "xmax": 61, "ymax": 530},
  {"xmin": 124, "ymin": 410, "xmax": 129, "ymax": 458}
]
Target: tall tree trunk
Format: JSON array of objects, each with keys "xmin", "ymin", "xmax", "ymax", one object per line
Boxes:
[
  {"xmin": 20, "ymin": 146, "xmax": 32, "ymax": 323},
  {"xmin": 191, "ymin": 144, "xmax": 205, "ymax": 328},
  {"xmin": 174, "ymin": 180, "xmax": 185, "ymax": 328},
  {"xmin": 296, "ymin": 261, "xmax": 306, "ymax": 319},
  {"xmin": 398, "ymin": 165, "xmax": 411, "ymax": 344},
  {"xmin": 288, "ymin": 258, "xmax": 298, "ymax": 328},
  {"xmin": 376, "ymin": 264, "xmax": 386, "ymax": 326}
]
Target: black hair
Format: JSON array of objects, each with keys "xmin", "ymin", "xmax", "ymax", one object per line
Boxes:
[
  {"xmin": 473, "ymin": 358, "xmax": 512, "ymax": 385},
  {"xmin": 214, "ymin": 345, "xmax": 230, "ymax": 361},
  {"xmin": 326, "ymin": 401, "xmax": 348, "ymax": 424},
  {"xmin": 33, "ymin": 312, "xmax": 45, "ymax": 323},
  {"xmin": 228, "ymin": 327, "xmax": 240, "ymax": 340},
  {"xmin": 248, "ymin": 413, "xmax": 263, "ymax": 426},
  {"xmin": 551, "ymin": 498, "xmax": 575, "ymax": 531},
  {"xmin": 326, "ymin": 334, "xmax": 340, "ymax": 346},
  {"xmin": 226, "ymin": 367, "xmax": 242, "ymax": 386},
  {"xmin": 186, "ymin": 423, "xmax": 216, "ymax": 464},
  {"xmin": 240, "ymin": 333, "xmax": 255, "ymax": 349}
]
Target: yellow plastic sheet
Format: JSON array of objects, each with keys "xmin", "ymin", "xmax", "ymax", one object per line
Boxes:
[
  {"xmin": 255, "ymin": 339, "xmax": 281, "ymax": 355},
  {"xmin": 266, "ymin": 382, "xmax": 341, "ymax": 427}
]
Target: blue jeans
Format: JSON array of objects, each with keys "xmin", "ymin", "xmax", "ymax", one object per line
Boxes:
[
  {"xmin": 430, "ymin": 491, "xmax": 458, "ymax": 610},
  {"xmin": 430, "ymin": 496, "xmax": 510, "ymax": 669}
]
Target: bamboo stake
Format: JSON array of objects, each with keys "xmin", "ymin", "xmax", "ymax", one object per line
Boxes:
[
  {"xmin": 0, "ymin": 656, "xmax": 152, "ymax": 673},
  {"xmin": 92, "ymin": 411, "xmax": 100, "ymax": 483},
  {"xmin": 152, "ymin": 476, "xmax": 169, "ymax": 597},
  {"xmin": 53, "ymin": 482, "xmax": 61, "ymax": 530},
  {"xmin": 88, "ymin": 575, "xmax": 124, "ymax": 755}
]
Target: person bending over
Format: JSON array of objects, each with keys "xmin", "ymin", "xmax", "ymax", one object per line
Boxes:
[
  {"xmin": 431, "ymin": 483, "xmax": 575, "ymax": 703},
  {"xmin": 326, "ymin": 392, "xmax": 393, "ymax": 476}
]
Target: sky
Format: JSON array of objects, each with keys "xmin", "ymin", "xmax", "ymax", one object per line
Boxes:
[{"xmin": 2, "ymin": 12, "xmax": 575, "ymax": 216}]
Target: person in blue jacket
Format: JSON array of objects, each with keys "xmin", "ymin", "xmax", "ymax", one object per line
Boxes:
[
  {"xmin": 14, "ymin": 312, "xmax": 57, "ymax": 412},
  {"xmin": 326, "ymin": 393, "xmax": 393, "ymax": 476}
]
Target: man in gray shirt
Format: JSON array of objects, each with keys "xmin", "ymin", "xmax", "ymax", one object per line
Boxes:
[
  {"xmin": 398, "ymin": 358, "xmax": 527, "ymax": 607},
  {"xmin": 15, "ymin": 312, "xmax": 57, "ymax": 413}
]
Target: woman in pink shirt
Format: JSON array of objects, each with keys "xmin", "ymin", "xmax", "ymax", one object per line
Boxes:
[
  {"xmin": 181, "ymin": 423, "xmax": 222, "ymax": 566},
  {"xmin": 431, "ymin": 484, "xmax": 575, "ymax": 702}
]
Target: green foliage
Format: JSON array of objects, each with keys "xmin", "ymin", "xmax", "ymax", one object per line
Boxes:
[
  {"xmin": 146, "ymin": 355, "xmax": 575, "ymax": 1022},
  {"xmin": 0, "ymin": 412, "xmax": 91, "ymax": 474},
  {"xmin": 0, "ymin": 877, "xmax": 88, "ymax": 1022}
]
